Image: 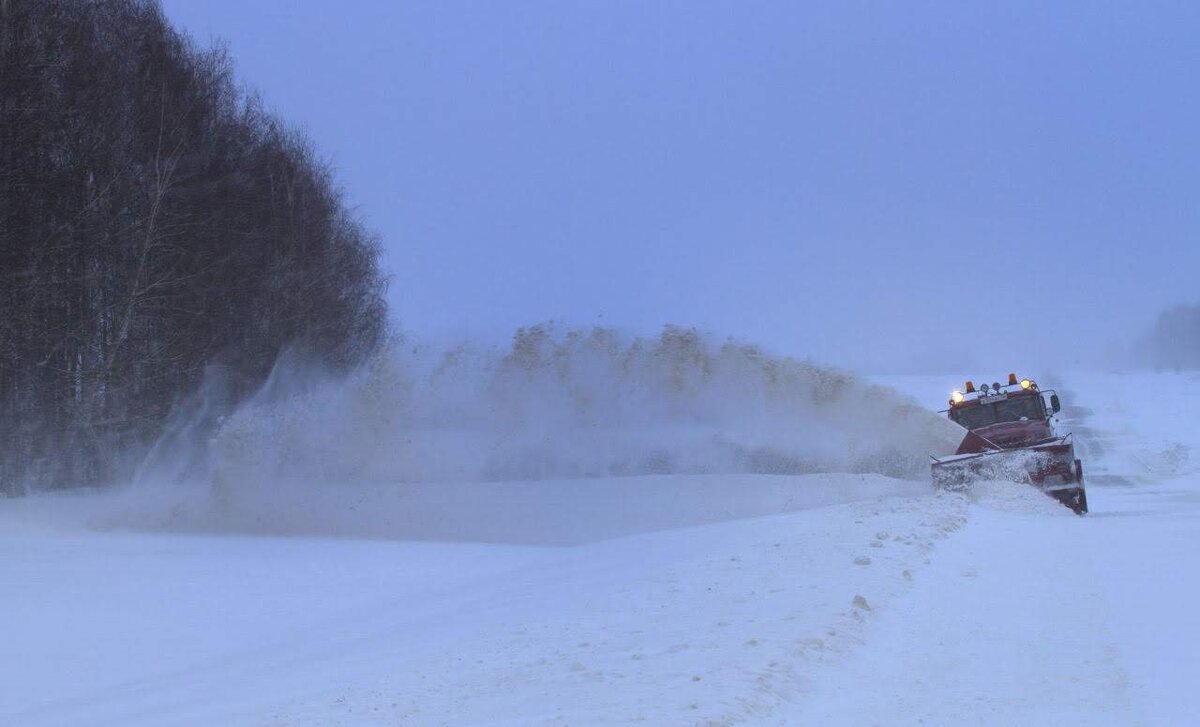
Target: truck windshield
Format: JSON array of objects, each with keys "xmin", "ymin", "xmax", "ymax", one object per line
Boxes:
[{"xmin": 951, "ymin": 395, "xmax": 1045, "ymax": 430}]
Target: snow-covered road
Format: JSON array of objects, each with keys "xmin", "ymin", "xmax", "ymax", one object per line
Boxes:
[
  {"xmin": 800, "ymin": 486, "xmax": 1136, "ymax": 725},
  {"xmin": 2, "ymin": 372, "xmax": 1197, "ymax": 725},
  {"xmin": 801, "ymin": 475, "xmax": 1197, "ymax": 725}
]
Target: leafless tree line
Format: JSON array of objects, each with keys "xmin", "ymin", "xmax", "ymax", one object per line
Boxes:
[
  {"xmin": 1144, "ymin": 303, "xmax": 1200, "ymax": 371},
  {"xmin": 1, "ymin": 0, "xmax": 387, "ymax": 494}
]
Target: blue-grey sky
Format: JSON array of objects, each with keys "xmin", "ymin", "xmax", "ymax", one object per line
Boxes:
[{"xmin": 161, "ymin": 1, "xmax": 1200, "ymax": 372}]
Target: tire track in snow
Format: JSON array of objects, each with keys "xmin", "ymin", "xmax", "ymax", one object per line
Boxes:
[{"xmin": 793, "ymin": 489, "xmax": 1137, "ymax": 725}]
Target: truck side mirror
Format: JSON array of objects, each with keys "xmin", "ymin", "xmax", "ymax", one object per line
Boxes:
[{"xmin": 1050, "ymin": 394, "xmax": 1061, "ymax": 413}]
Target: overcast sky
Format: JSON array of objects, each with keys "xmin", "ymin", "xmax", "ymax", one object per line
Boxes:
[{"xmin": 160, "ymin": 1, "xmax": 1200, "ymax": 373}]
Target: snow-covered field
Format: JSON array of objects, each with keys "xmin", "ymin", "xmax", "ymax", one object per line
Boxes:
[{"xmin": 3, "ymin": 371, "xmax": 1198, "ymax": 725}]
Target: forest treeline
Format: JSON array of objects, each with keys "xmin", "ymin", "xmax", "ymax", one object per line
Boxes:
[
  {"xmin": 1143, "ymin": 303, "xmax": 1200, "ymax": 370},
  {"xmin": 0, "ymin": 0, "xmax": 387, "ymax": 494}
]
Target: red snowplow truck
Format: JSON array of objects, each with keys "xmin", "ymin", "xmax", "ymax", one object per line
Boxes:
[{"xmin": 931, "ymin": 374, "xmax": 1088, "ymax": 514}]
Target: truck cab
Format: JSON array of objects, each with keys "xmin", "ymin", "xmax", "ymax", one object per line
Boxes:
[{"xmin": 947, "ymin": 379, "xmax": 1062, "ymax": 455}]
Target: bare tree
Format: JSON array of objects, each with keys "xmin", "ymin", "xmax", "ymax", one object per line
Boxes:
[{"xmin": 0, "ymin": 0, "xmax": 387, "ymax": 495}]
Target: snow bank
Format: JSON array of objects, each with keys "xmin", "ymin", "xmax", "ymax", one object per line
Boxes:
[{"xmin": 966, "ymin": 479, "xmax": 1075, "ymax": 516}]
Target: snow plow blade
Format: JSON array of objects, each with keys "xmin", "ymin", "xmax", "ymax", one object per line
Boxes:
[{"xmin": 930, "ymin": 438, "xmax": 1088, "ymax": 515}]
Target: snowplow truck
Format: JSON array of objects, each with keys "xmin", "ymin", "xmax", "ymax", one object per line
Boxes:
[{"xmin": 930, "ymin": 374, "xmax": 1088, "ymax": 514}]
